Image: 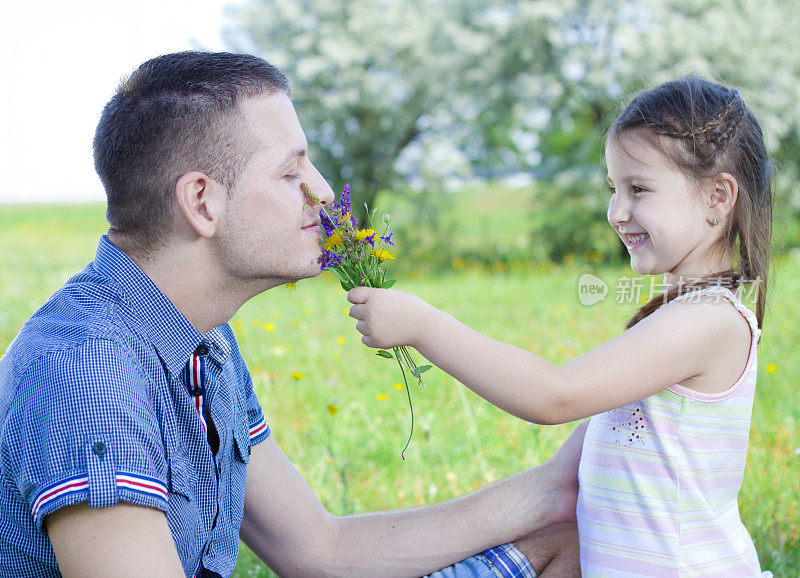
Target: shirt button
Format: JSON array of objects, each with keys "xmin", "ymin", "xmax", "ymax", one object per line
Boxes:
[
  {"xmin": 194, "ymin": 343, "xmax": 209, "ymax": 356},
  {"xmin": 92, "ymin": 441, "xmax": 107, "ymax": 456}
]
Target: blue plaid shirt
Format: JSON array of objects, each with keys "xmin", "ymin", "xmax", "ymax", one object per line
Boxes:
[{"xmin": 0, "ymin": 235, "xmax": 270, "ymax": 577}]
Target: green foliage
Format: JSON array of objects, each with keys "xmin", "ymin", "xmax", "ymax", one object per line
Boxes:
[{"xmin": 226, "ymin": 0, "xmax": 800, "ymax": 255}]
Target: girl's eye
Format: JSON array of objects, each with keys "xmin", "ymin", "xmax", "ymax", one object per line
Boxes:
[
  {"xmin": 632, "ymin": 185, "xmax": 648, "ymax": 194},
  {"xmin": 607, "ymin": 185, "xmax": 616, "ymax": 195},
  {"xmin": 284, "ymin": 173, "xmax": 300, "ymax": 182}
]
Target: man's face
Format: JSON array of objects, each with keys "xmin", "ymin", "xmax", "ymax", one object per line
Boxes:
[{"xmin": 213, "ymin": 92, "xmax": 334, "ymax": 291}]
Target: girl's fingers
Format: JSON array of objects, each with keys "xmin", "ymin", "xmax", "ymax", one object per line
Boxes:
[
  {"xmin": 349, "ymin": 304, "xmax": 364, "ymax": 319},
  {"xmin": 347, "ymin": 287, "xmax": 370, "ymax": 304}
]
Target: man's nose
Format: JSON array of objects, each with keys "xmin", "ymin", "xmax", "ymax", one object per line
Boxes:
[{"xmin": 308, "ymin": 164, "xmax": 335, "ymax": 206}]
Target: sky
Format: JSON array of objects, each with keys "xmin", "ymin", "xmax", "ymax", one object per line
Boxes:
[{"xmin": 0, "ymin": 0, "xmax": 244, "ymax": 203}]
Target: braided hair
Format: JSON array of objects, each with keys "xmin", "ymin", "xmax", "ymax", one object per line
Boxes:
[{"xmin": 607, "ymin": 76, "xmax": 772, "ymax": 329}]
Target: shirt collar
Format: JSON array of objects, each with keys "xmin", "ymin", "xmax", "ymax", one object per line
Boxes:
[
  {"xmin": 204, "ymin": 327, "xmax": 232, "ymax": 366},
  {"xmin": 92, "ymin": 235, "xmax": 211, "ymax": 377}
]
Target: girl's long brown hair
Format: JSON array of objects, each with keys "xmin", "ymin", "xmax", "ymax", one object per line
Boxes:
[{"xmin": 608, "ymin": 76, "xmax": 773, "ymax": 330}]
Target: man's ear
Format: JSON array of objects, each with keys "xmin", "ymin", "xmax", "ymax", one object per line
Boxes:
[
  {"xmin": 174, "ymin": 172, "xmax": 226, "ymax": 238},
  {"xmin": 708, "ymin": 172, "xmax": 739, "ymax": 222}
]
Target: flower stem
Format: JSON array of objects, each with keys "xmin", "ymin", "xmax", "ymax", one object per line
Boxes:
[{"xmin": 394, "ymin": 346, "xmax": 414, "ymax": 460}]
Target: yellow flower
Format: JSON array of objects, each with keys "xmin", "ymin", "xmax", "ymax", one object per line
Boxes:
[
  {"xmin": 371, "ymin": 249, "xmax": 395, "ymax": 261},
  {"xmin": 339, "ymin": 214, "xmax": 351, "ymax": 225},
  {"xmin": 393, "ymin": 383, "xmax": 404, "ymax": 391},
  {"xmin": 766, "ymin": 363, "xmax": 777, "ymax": 374},
  {"xmin": 376, "ymin": 393, "xmax": 389, "ymax": 401},
  {"xmin": 327, "ymin": 404, "xmax": 339, "ymax": 415},
  {"xmin": 336, "ymin": 336, "xmax": 346, "ymax": 345},
  {"xmin": 291, "ymin": 371, "xmax": 305, "ymax": 380},
  {"xmin": 262, "ymin": 322, "xmax": 276, "ymax": 332},
  {"xmin": 323, "ymin": 231, "xmax": 343, "ymax": 250},
  {"xmin": 355, "ymin": 228, "xmax": 376, "ymax": 241},
  {"xmin": 285, "ymin": 282, "xmax": 297, "ymax": 291}
]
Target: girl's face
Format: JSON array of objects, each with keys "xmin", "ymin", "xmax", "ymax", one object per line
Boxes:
[{"xmin": 605, "ymin": 132, "xmax": 721, "ymax": 281}]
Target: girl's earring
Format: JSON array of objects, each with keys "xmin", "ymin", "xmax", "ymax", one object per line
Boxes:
[{"xmin": 707, "ymin": 216, "xmax": 719, "ymax": 227}]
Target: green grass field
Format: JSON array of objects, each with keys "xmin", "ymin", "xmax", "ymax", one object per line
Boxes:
[{"xmin": 1, "ymin": 201, "xmax": 798, "ymax": 576}]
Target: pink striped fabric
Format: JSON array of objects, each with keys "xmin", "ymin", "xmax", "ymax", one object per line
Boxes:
[{"xmin": 577, "ymin": 287, "xmax": 771, "ymax": 576}]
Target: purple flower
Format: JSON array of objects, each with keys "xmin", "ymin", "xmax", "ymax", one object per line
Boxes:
[
  {"xmin": 320, "ymin": 248, "xmax": 343, "ymax": 270},
  {"xmin": 365, "ymin": 233, "xmax": 376, "ymax": 247},
  {"xmin": 340, "ymin": 183, "xmax": 352, "ymax": 215},
  {"xmin": 319, "ymin": 210, "xmax": 336, "ymax": 236},
  {"xmin": 380, "ymin": 232, "xmax": 394, "ymax": 246}
]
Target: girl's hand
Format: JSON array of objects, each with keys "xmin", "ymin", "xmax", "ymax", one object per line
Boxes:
[{"xmin": 347, "ymin": 287, "xmax": 433, "ymax": 349}]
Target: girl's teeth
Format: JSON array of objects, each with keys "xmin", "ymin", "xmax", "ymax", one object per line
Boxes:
[{"xmin": 627, "ymin": 233, "xmax": 648, "ymax": 244}]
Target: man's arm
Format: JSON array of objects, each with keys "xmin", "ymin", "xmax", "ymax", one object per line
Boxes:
[
  {"xmin": 240, "ymin": 422, "xmax": 587, "ymax": 577},
  {"xmin": 47, "ymin": 502, "xmax": 184, "ymax": 577}
]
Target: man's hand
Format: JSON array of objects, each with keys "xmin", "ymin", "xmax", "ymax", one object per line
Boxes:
[
  {"xmin": 47, "ymin": 502, "xmax": 184, "ymax": 577},
  {"xmin": 347, "ymin": 287, "xmax": 434, "ymax": 349}
]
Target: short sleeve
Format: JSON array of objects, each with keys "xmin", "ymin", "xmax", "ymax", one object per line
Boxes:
[
  {"xmin": 242, "ymin": 367, "xmax": 270, "ymax": 445},
  {"xmin": 7, "ymin": 339, "xmax": 169, "ymax": 530}
]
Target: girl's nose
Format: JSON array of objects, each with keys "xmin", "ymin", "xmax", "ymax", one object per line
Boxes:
[{"xmin": 607, "ymin": 193, "xmax": 631, "ymax": 230}]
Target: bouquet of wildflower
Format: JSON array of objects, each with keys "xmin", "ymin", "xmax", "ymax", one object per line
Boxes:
[{"xmin": 302, "ymin": 183, "xmax": 430, "ymax": 458}]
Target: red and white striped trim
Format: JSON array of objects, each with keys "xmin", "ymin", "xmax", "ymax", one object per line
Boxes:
[
  {"xmin": 31, "ymin": 472, "xmax": 168, "ymax": 520},
  {"xmin": 188, "ymin": 354, "xmax": 207, "ymax": 433},
  {"xmin": 116, "ymin": 472, "xmax": 168, "ymax": 501},
  {"xmin": 32, "ymin": 474, "xmax": 88, "ymax": 519},
  {"xmin": 249, "ymin": 416, "xmax": 268, "ymax": 439}
]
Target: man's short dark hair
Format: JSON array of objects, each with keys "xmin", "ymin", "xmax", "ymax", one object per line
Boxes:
[{"xmin": 93, "ymin": 51, "xmax": 291, "ymax": 250}]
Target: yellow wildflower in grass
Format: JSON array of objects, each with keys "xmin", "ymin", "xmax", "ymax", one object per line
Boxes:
[
  {"xmin": 376, "ymin": 393, "xmax": 389, "ymax": 401},
  {"xmin": 327, "ymin": 404, "xmax": 339, "ymax": 415},
  {"xmin": 336, "ymin": 336, "xmax": 346, "ymax": 345},
  {"xmin": 291, "ymin": 371, "xmax": 306, "ymax": 380},
  {"xmin": 355, "ymin": 228, "xmax": 377, "ymax": 241},
  {"xmin": 285, "ymin": 282, "xmax": 297, "ymax": 291},
  {"xmin": 766, "ymin": 363, "xmax": 777, "ymax": 374},
  {"xmin": 322, "ymin": 230, "xmax": 343, "ymax": 250},
  {"xmin": 393, "ymin": 383, "xmax": 404, "ymax": 391},
  {"xmin": 371, "ymin": 249, "xmax": 395, "ymax": 261},
  {"xmin": 262, "ymin": 322, "xmax": 276, "ymax": 332}
]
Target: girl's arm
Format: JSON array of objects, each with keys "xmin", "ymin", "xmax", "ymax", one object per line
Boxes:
[{"xmin": 347, "ymin": 287, "xmax": 751, "ymax": 424}]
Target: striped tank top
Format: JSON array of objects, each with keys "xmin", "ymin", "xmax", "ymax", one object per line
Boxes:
[{"xmin": 576, "ymin": 287, "xmax": 771, "ymax": 576}]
